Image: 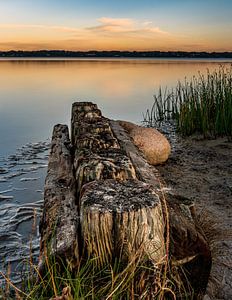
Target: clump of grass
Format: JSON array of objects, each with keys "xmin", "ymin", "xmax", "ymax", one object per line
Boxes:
[
  {"xmin": 143, "ymin": 66, "xmax": 232, "ymax": 139},
  {"xmin": 1, "ymin": 251, "xmax": 195, "ymax": 299}
]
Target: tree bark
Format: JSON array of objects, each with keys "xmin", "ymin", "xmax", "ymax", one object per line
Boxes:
[
  {"xmin": 71, "ymin": 102, "xmax": 137, "ymax": 203},
  {"xmin": 80, "ymin": 179, "xmax": 164, "ymax": 266},
  {"xmin": 39, "ymin": 124, "xmax": 79, "ymax": 271}
]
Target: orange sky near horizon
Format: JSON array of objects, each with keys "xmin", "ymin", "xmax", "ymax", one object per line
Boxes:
[{"xmin": 0, "ymin": 1, "xmax": 232, "ymax": 52}]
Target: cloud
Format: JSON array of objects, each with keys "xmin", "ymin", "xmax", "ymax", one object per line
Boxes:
[
  {"xmin": 98, "ymin": 17, "xmax": 134, "ymax": 27},
  {"xmin": 86, "ymin": 17, "xmax": 134, "ymax": 33},
  {"xmin": 0, "ymin": 18, "xmax": 172, "ymax": 51},
  {"xmin": 142, "ymin": 21, "xmax": 153, "ymax": 26},
  {"xmin": 146, "ymin": 27, "xmax": 168, "ymax": 35},
  {"xmin": 0, "ymin": 23, "xmax": 82, "ymax": 33},
  {"xmin": 86, "ymin": 17, "xmax": 169, "ymax": 35},
  {"xmin": 0, "ymin": 41, "xmax": 56, "ymax": 50},
  {"xmin": 0, "ymin": 18, "xmax": 169, "ymax": 36}
]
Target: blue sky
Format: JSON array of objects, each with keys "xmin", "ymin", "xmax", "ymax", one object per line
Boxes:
[{"xmin": 0, "ymin": 0, "xmax": 231, "ymax": 51}]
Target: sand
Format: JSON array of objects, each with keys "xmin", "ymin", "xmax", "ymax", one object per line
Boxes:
[{"xmin": 157, "ymin": 135, "xmax": 232, "ymax": 299}]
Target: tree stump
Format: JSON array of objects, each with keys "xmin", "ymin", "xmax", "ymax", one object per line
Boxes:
[{"xmin": 80, "ymin": 179, "xmax": 164, "ymax": 266}]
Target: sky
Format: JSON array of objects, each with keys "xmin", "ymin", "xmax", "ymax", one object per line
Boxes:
[{"xmin": 0, "ymin": 0, "xmax": 231, "ymax": 52}]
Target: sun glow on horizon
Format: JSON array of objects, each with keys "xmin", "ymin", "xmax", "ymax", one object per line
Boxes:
[{"xmin": 0, "ymin": 0, "xmax": 231, "ymax": 52}]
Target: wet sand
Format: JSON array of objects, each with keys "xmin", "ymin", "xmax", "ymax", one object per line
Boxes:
[{"xmin": 157, "ymin": 136, "xmax": 232, "ymax": 299}]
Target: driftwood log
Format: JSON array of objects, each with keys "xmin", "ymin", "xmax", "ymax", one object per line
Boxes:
[
  {"xmin": 39, "ymin": 124, "xmax": 79, "ymax": 271},
  {"xmin": 72, "ymin": 102, "xmax": 164, "ymax": 266},
  {"xmin": 110, "ymin": 120, "xmax": 212, "ymax": 295},
  {"xmin": 39, "ymin": 102, "xmax": 211, "ymax": 298}
]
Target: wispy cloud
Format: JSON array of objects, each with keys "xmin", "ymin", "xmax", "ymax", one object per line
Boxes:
[
  {"xmin": 86, "ymin": 17, "xmax": 169, "ymax": 35},
  {"xmin": 98, "ymin": 17, "xmax": 134, "ymax": 27},
  {"xmin": 0, "ymin": 41, "xmax": 57, "ymax": 50},
  {"xmin": 0, "ymin": 18, "xmax": 175, "ymax": 51},
  {"xmin": 0, "ymin": 18, "xmax": 169, "ymax": 36},
  {"xmin": 142, "ymin": 21, "xmax": 153, "ymax": 27},
  {"xmin": 0, "ymin": 23, "xmax": 82, "ymax": 33}
]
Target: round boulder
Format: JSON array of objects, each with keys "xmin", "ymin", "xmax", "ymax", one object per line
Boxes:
[{"xmin": 119, "ymin": 120, "xmax": 171, "ymax": 165}]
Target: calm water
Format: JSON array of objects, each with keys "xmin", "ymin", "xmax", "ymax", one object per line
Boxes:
[
  {"xmin": 1, "ymin": 58, "xmax": 232, "ymax": 157},
  {"xmin": 0, "ymin": 58, "xmax": 231, "ymax": 283}
]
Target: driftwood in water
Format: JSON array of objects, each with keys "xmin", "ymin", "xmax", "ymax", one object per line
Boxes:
[
  {"xmin": 39, "ymin": 124, "xmax": 79, "ymax": 271},
  {"xmin": 39, "ymin": 102, "xmax": 211, "ymax": 298}
]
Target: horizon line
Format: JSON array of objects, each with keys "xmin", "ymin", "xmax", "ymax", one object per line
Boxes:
[{"xmin": 1, "ymin": 49, "xmax": 232, "ymax": 53}]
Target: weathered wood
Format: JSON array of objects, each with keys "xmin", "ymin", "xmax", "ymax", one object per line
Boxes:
[
  {"xmin": 167, "ymin": 194, "xmax": 212, "ymax": 297},
  {"xmin": 39, "ymin": 124, "xmax": 79, "ymax": 271},
  {"xmin": 39, "ymin": 102, "xmax": 211, "ymax": 299},
  {"xmin": 80, "ymin": 179, "xmax": 164, "ymax": 266},
  {"xmin": 110, "ymin": 120, "xmax": 162, "ymax": 189},
  {"xmin": 71, "ymin": 102, "xmax": 118, "ymax": 153},
  {"xmin": 110, "ymin": 120, "xmax": 212, "ymax": 297},
  {"xmin": 71, "ymin": 102, "xmax": 165, "ymax": 267},
  {"xmin": 71, "ymin": 102, "xmax": 137, "ymax": 201}
]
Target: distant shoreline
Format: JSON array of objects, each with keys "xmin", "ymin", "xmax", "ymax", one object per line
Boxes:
[{"xmin": 0, "ymin": 50, "xmax": 232, "ymax": 58}]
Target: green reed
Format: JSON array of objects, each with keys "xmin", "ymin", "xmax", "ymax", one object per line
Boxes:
[{"xmin": 143, "ymin": 66, "xmax": 232, "ymax": 138}]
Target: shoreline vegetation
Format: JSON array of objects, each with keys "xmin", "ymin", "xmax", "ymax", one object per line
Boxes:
[
  {"xmin": 0, "ymin": 50, "xmax": 232, "ymax": 58},
  {"xmin": 143, "ymin": 66, "xmax": 232, "ymax": 139}
]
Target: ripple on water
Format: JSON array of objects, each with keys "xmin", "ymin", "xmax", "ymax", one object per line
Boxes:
[{"xmin": 0, "ymin": 140, "xmax": 49, "ymax": 285}]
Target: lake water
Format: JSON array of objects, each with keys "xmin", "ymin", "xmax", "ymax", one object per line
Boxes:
[{"xmin": 0, "ymin": 58, "xmax": 231, "ymax": 284}]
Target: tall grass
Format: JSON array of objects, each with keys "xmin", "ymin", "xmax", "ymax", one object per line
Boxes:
[
  {"xmin": 143, "ymin": 66, "xmax": 232, "ymax": 138},
  {"xmin": 1, "ymin": 252, "xmax": 195, "ymax": 299},
  {"xmin": 0, "ymin": 249, "xmax": 193, "ymax": 299}
]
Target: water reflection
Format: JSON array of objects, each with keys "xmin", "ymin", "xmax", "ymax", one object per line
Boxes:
[{"xmin": 1, "ymin": 58, "xmax": 231, "ymax": 157}]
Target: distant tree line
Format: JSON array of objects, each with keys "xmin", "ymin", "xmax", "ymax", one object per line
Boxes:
[{"xmin": 0, "ymin": 50, "xmax": 232, "ymax": 58}]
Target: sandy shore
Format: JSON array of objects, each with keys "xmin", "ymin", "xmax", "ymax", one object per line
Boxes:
[{"xmin": 157, "ymin": 136, "xmax": 232, "ymax": 299}]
